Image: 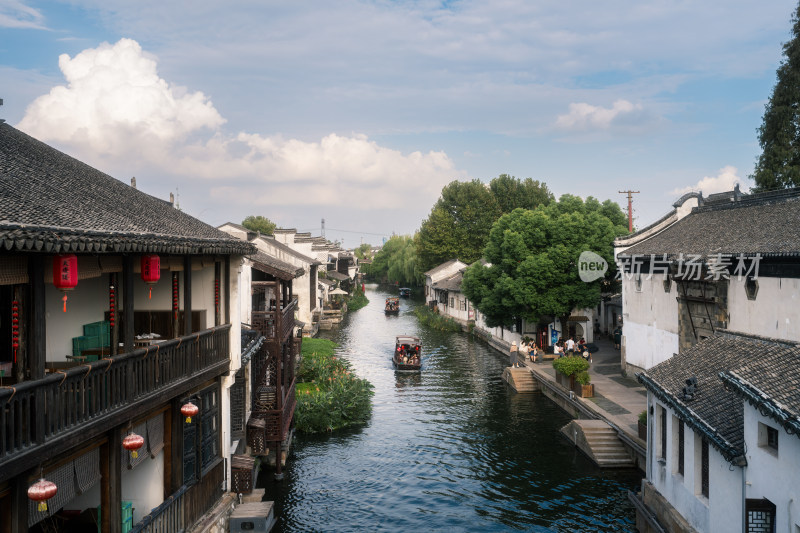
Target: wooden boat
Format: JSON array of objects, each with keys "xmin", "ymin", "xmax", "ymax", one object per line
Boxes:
[
  {"xmin": 399, "ymin": 287, "xmax": 411, "ymax": 298},
  {"xmin": 393, "ymin": 335, "xmax": 421, "ymax": 371},
  {"xmin": 385, "ymin": 297, "xmax": 400, "ymax": 314}
]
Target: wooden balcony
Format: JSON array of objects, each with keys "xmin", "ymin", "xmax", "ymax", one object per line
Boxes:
[
  {"xmin": 0, "ymin": 325, "xmax": 230, "ymax": 484},
  {"xmin": 251, "ymin": 297, "xmax": 298, "ymax": 342}
]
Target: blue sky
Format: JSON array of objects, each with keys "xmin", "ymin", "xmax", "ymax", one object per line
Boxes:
[{"xmin": 1, "ymin": 0, "xmax": 797, "ymax": 247}]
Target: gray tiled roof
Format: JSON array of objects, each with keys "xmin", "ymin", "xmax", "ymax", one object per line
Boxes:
[
  {"xmin": 423, "ymin": 258, "xmax": 464, "ymax": 277},
  {"xmin": 622, "ymin": 189, "xmax": 800, "ymax": 259},
  {"xmin": 432, "ymin": 271, "xmax": 463, "ymax": 291},
  {"xmin": 640, "ymin": 331, "xmax": 799, "ymax": 459},
  {"xmin": 251, "ymin": 251, "xmax": 304, "ymax": 280},
  {"xmin": 325, "ymin": 271, "xmax": 348, "ymax": 281},
  {"xmin": 0, "ymin": 123, "xmax": 254, "ymax": 256}
]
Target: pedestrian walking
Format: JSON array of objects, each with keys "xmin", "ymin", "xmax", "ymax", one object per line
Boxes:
[{"xmin": 509, "ymin": 342, "xmax": 519, "ymax": 368}]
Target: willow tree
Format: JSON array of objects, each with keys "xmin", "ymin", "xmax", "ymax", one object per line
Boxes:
[{"xmin": 752, "ymin": 2, "xmax": 800, "ymax": 190}]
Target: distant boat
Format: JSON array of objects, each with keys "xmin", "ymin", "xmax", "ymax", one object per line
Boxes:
[
  {"xmin": 399, "ymin": 287, "xmax": 411, "ymax": 297},
  {"xmin": 393, "ymin": 335, "xmax": 421, "ymax": 371},
  {"xmin": 385, "ymin": 297, "xmax": 400, "ymax": 314}
]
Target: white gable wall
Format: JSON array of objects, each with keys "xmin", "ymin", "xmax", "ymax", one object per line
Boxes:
[
  {"xmin": 728, "ymin": 276, "xmax": 800, "ymax": 342},
  {"xmin": 622, "ymin": 273, "xmax": 680, "ymax": 372}
]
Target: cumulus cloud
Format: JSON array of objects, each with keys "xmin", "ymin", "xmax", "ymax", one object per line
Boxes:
[
  {"xmin": 0, "ymin": 0, "xmax": 45, "ymax": 29},
  {"xmin": 671, "ymin": 166, "xmax": 749, "ymax": 196},
  {"xmin": 554, "ymin": 99, "xmax": 647, "ymax": 132},
  {"xmin": 16, "ymin": 38, "xmax": 462, "ymax": 214}
]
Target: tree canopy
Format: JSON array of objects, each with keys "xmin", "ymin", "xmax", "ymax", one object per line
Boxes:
[
  {"xmin": 461, "ymin": 195, "xmax": 628, "ymax": 330},
  {"xmin": 415, "ymin": 175, "xmax": 553, "ymax": 272},
  {"xmin": 361, "ymin": 235, "xmax": 422, "ymax": 286},
  {"xmin": 241, "ymin": 215, "xmax": 276, "ymax": 235},
  {"xmin": 752, "ymin": 2, "xmax": 800, "ymax": 190}
]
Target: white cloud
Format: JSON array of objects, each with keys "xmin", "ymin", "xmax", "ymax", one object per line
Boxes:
[
  {"xmin": 0, "ymin": 0, "xmax": 46, "ymax": 29},
  {"xmin": 671, "ymin": 166, "xmax": 749, "ymax": 196},
  {"xmin": 15, "ymin": 38, "xmax": 463, "ymax": 215},
  {"xmin": 555, "ymin": 99, "xmax": 645, "ymax": 132}
]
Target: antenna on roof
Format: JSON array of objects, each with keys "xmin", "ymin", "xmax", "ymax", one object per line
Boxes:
[
  {"xmin": 0, "ymin": 98, "xmax": 4, "ymax": 123},
  {"xmin": 321, "ymin": 218, "xmax": 325, "ymax": 239}
]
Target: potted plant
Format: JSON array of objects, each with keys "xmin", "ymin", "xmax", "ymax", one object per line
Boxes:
[
  {"xmin": 573, "ymin": 370, "xmax": 593, "ymax": 398},
  {"xmin": 552, "ymin": 356, "xmax": 589, "ymax": 391},
  {"xmin": 638, "ymin": 410, "xmax": 648, "ymax": 440}
]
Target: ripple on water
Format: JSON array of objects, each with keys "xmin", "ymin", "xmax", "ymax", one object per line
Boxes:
[{"xmin": 261, "ymin": 289, "xmax": 641, "ymax": 532}]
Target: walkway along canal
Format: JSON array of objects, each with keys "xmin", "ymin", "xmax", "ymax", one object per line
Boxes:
[{"xmin": 259, "ymin": 286, "xmax": 642, "ymax": 532}]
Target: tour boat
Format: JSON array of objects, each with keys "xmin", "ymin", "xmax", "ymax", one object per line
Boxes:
[
  {"xmin": 385, "ymin": 296, "xmax": 400, "ymax": 314},
  {"xmin": 399, "ymin": 287, "xmax": 411, "ymax": 298},
  {"xmin": 393, "ymin": 335, "xmax": 422, "ymax": 371}
]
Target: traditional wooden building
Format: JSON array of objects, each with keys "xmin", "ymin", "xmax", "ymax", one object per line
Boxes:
[{"xmin": 0, "ymin": 122, "xmax": 256, "ymax": 532}]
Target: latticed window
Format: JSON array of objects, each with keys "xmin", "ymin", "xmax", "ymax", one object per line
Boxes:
[
  {"xmin": 746, "ymin": 498, "xmax": 776, "ymax": 533},
  {"xmin": 660, "ymin": 407, "xmax": 667, "ymax": 460},
  {"xmin": 231, "ymin": 368, "xmax": 246, "ymax": 441},
  {"xmin": 701, "ymin": 439, "xmax": 709, "ymax": 498},
  {"xmin": 678, "ymin": 420, "xmax": 685, "ymax": 476},
  {"xmin": 183, "ymin": 383, "xmax": 221, "ymax": 484}
]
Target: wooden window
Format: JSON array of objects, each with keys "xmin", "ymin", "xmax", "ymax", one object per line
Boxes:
[
  {"xmin": 746, "ymin": 498, "xmax": 776, "ymax": 533},
  {"xmin": 767, "ymin": 426, "xmax": 778, "ymax": 451},
  {"xmin": 701, "ymin": 439, "xmax": 709, "ymax": 498},
  {"xmin": 758, "ymin": 422, "xmax": 780, "ymax": 455},
  {"xmin": 230, "ymin": 368, "xmax": 246, "ymax": 441},
  {"xmin": 183, "ymin": 383, "xmax": 221, "ymax": 484},
  {"xmin": 678, "ymin": 420, "xmax": 685, "ymax": 476},
  {"xmin": 660, "ymin": 406, "xmax": 667, "ymax": 460}
]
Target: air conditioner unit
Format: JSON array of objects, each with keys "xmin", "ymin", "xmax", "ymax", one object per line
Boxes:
[{"xmin": 229, "ymin": 501, "xmax": 276, "ymax": 533}]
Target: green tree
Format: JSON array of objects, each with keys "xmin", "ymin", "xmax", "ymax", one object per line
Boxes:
[
  {"xmin": 752, "ymin": 2, "xmax": 800, "ymax": 190},
  {"xmin": 415, "ymin": 179, "xmax": 501, "ymax": 271},
  {"xmin": 462, "ymin": 196, "xmax": 628, "ymax": 331},
  {"xmin": 354, "ymin": 243, "xmax": 372, "ymax": 261},
  {"xmin": 489, "ymin": 174, "xmax": 554, "ymax": 213},
  {"xmin": 242, "ymin": 215, "xmax": 276, "ymax": 235},
  {"xmin": 365, "ymin": 235, "xmax": 422, "ymax": 286}
]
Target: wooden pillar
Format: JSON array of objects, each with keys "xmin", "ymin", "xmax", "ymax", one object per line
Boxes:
[
  {"xmin": 100, "ymin": 429, "xmax": 122, "ymax": 533},
  {"xmin": 165, "ymin": 401, "xmax": 182, "ymax": 494},
  {"xmin": 224, "ymin": 258, "xmax": 231, "ymax": 325},
  {"xmin": 28, "ymin": 256, "xmax": 45, "ymax": 381},
  {"xmin": 183, "ymin": 256, "xmax": 192, "ymax": 335},
  {"xmin": 214, "ymin": 261, "xmax": 221, "ymax": 327},
  {"xmin": 9, "ymin": 469, "xmax": 33, "ymax": 533},
  {"xmin": 110, "ymin": 273, "xmax": 118, "ymax": 356},
  {"xmin": 122, "ymin": 257, "xmax": 134, "ymax": 354}
]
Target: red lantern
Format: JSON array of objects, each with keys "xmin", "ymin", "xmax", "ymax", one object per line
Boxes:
[
  {"xmin": 181, "ymin": 402, "xmax": 198, "ymax": 423},
  {"xmin": 122, "ymin": 433, "xmax": 145, "ymax": 459},
  {"xmin": 172, "ymin": 275, "xmax": 179, "ymax": 320},
  {"xmin": 12, "ymin": 300, "xmax": 19, "ymax": 363},
  {"xmin": 109, "ymin": 285, "xmax": 116, "ymax": 329},
  {"xmin": 53, "ymin": 254, "xmax": 78, "ymax": 312},
  {"xmin": 141, "ymin": 255, "xmax": 160, "ymax": 299},
  {"xmin": 28, "ymin": 478, "xmax": 57, "ymax": 512}
]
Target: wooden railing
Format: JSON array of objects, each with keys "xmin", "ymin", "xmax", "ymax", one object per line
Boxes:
[
  {"xmin": 0, "ymin": 326, "xmax": 230, "ymax": 481},
  {"xmin": 252, "ymin": 298, "xmax": 297, "ymax": 342},
  {"xmin": 258, "ymin": 379, "xmax": 296, "ymax": 442},
  {"xmin": 130, "ymin": 484, "xmax": 189, "ymax": 533}
]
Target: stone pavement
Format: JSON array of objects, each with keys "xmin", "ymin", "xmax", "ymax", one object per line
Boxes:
[{"xmin": 518, "ymin": 335, "xmax": 647, "ymax": 443}]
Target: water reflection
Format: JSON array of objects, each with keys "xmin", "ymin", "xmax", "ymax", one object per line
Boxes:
[{"xmin": 260, "ymin": 286, "xmax": 641, "ymax": 532}]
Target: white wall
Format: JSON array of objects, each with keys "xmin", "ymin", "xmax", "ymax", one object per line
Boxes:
[
  {"xmin": 648, "ymin": 398, "xmax": 741, "ymax": 533},
  {"xmin": 622, "ymin": 274, "xmax": 680, "ymax": 370},
  {"xmin": 728, "ymin": 277, "xmax": 800, "ymax": 342},
  {"xmin": 744, "ymin": 406, "xmax": 800, "ymax": 533}
]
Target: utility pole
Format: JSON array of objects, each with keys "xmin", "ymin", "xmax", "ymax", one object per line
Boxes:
[
  {"xmin": 618, "ymin": 190, "xmax": 639, "ymax": 232},
  {"xmin": 321, "ymin": 218, "xmax": 325, "ymax": 239}
]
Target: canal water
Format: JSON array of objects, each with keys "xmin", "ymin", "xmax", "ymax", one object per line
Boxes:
[{"xmin": 260, "ymin": 287, "xmax": 642, "ymax": 532}]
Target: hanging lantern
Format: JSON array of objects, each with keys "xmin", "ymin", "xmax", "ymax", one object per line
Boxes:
[
  {"xmin": 141, "ymin": 255, "xmax": 161, "ymax": 299},
  {"xmin": 53, "ymin": 254, "xmax": 78, "ymax": 312},
  {"xmin": 12, "ymin": 300, "xmax": 19, "ymax": 363},
  {"xmin": 122, "ymin": 433, "xmax": 145, "ymax": 459},
  {"xmin": 214, "ymin": 279, "xmax": 220, "ymax": 316},
  {"xmin": 28, "ymin": 478, "xmax": 57, "ymax": 512},
  {"xmin": 181, "ymin": 402, "xmax": 199, "ymax": 423}
]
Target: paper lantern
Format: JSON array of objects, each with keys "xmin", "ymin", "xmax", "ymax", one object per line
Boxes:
[
  {"xmin": 53, "ymin": 254, "xmax": 78, "ymax": 312},
  {"xmin": 11, "ymin": 300, "xmax": 19, "ymax": 363},
  {"xmin": 108, "ymin": 285, "xmax": 116, "ymax": 329},
  {"xmin": 28, "ymin": 478, "xmax": 57, "ymax": 512},
  {"xmin": 181, "ymin": 402, "xmax": 198, "ymax": 423},
  {"xmin": 123, "ymin": 433, "xmax": 145, "ymax": 459},
  {"xmin": 141, "ymin": 255, "xmax": 160, "ymax": 299}
]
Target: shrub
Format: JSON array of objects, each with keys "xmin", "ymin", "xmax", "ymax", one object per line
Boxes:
[
  {"xmin": 412, "ymin": 306, "xmax": 461, "ymax": 332},
  {"xmin": 552, "ymin": 356, "xmax": 589, "ymax": 377},
  {"xmin": 575, "ymin": 370, "xmax": 591, "ymax": 385},
  {"xmin": 347, "ymin": 285, "xmax": 369, "ymax": 311},
  {"xmin": 639, "ymin": 410, "xmax": 648, "ymax": 425},
  {"xmin": 295, "ymin": 338, "xmax": 374, "ymax": 433}
]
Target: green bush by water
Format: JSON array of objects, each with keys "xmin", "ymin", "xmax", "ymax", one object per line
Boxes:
[
  {"xmin": 348, "ymin": 285, "xmax": 369, "ymax": 311},
  {"xmin": 296, "ymin": 338, "xmax": 374, "ymax": 433},
  {"xmin": 552, "ymin": 356, "xmax": 589, "ymax": 378},
  {"xmin": 412, "ymin": 306, "xmax": 461, "ymax": 332}
]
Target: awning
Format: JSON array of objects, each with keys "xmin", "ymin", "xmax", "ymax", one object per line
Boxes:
[{"xmin": 568, "ymin": 315, "xmax": 590, "ymax": 322}]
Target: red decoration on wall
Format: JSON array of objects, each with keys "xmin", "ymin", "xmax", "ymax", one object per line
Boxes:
[
  {"xmin": 181, "ymin": 402, "xmax": 199, "ymax": 423},
  {"xmin": 108, "ymin": 285, "xmax": 116, "ymax": 329},
  {"xmin": 172, "ymin": 274, "xmax": 179, "ymax": 321},
  {"xmin": 53, "ymin": 254, "xmax": 78, "ymax": 312},
  {"xmin": 214, "ymin": 279, "xmax": 220, "ymax": 316},
  {"xmin": 141, "ymin": 255, "xmax": 161, "ymax": 299},
  {"xmin": 28, "ymin": 478, "xmax": 57, "ymax": 512},
  {"xmin": 11, "ymin": 299, "xmax": 19, "ymax": 363},
  {"xmin": 122, "ymin": 432, "xmax": 145, "ymax": 459}
]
